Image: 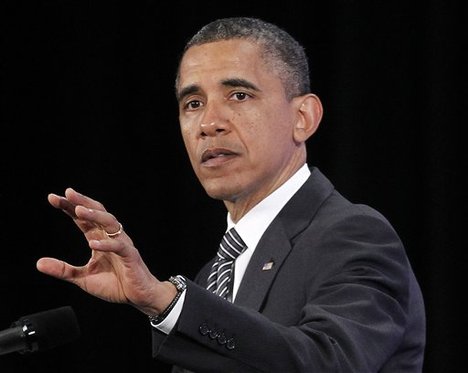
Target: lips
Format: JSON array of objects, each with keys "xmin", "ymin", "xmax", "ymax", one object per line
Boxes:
[{"xmin": 201, "ymin": 148, "xmax": 237, "ymax": 164}]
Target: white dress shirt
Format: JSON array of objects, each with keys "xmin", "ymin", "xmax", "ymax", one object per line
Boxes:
[{"xmin": 155, "ymin": 163, "xmax": 311, "ymax": 333}]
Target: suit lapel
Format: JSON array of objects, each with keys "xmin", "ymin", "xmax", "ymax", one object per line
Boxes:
[
  {"xmin": 234, "ymin": 220, "xmax": 291, "ymax": 310},
  {"xmin": 234, "ymin": 167, "xmax": 335, "ymax": 311}
]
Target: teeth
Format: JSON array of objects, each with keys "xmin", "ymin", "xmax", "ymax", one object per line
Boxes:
[
  {"xmin": 210, "ymin": 152, "xmax": 225, "ymax": 159},
  {"xmin": 209, "ymin": 153, "xmax": 222, "ymax": 160}
]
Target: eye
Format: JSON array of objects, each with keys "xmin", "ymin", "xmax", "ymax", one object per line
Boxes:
[
  {"xmin": 231, "ymin": 92, "xmax": 251, "ymax": 101},
  {"xmin": 185, "ymin": 100, "xmax": 203, "ymax": 110}
]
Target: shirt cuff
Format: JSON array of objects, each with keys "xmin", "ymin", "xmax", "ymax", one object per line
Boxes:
[{"xmin": 150, "ymin": 289, "xmax": 186, "ymax": 334}]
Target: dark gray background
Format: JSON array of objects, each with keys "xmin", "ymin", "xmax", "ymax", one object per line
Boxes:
[{"xmin": 1, "ymin": 1, "xmax": 463, "ymax": 372}]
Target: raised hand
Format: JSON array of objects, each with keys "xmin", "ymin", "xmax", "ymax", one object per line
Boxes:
[{"xmin": 36, "ymin": 188, "xmax": 175, "ymax": 316}]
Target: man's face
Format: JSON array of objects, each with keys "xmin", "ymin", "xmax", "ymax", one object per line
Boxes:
[{"xmin": 176, "ymin": 39, "xmax": 303, "ymax": 208}]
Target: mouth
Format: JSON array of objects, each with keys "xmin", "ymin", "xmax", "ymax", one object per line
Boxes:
[{"xmin": 201, "ymin": 148, "xmax": 238, "ymax": 165}]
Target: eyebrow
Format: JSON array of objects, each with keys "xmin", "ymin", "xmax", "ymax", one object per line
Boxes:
[
  {"xmin": 176, "ymin": 78, "xmax": 261, "ymax": 102},
  {"xmin": 176, "ymin": 84, "xmax": 200, "ymax": 103},
  {"xmin": 220, "ymin": 78, "xmax": 260, "ymax": 92}
]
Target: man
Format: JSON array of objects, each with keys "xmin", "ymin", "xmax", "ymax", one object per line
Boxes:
[{"xmin": 36, "ymin": 17, "xmax": 426, "ymax": 372}]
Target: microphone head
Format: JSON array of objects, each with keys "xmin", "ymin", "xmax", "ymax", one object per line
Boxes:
[{"xmin": 13, "ymin": 306, "xmax": 80, "ymax": 353}]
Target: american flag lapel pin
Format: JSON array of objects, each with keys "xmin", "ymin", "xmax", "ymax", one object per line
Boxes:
[{"xmin": 262, "ymin": 260, "xmax": 275, "ymax": 271}]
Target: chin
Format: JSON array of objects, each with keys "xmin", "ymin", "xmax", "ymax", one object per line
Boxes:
[
  {"xmin": 202, "ymin": 181, "xmax": 238, "ymax": 202},
  {"xmin": 205, "ymin": 188, "xmax": 233, "ymax": 201}
]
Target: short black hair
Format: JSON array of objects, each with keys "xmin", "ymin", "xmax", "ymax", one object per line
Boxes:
[{"xmin": 176, "ymin": 17, "xmax": 311, "ymax": 100}]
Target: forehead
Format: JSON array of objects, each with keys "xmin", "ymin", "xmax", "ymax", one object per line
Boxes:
[{"xmin": 177, "ymin": 39, "xmax": 272, "ymax": 90}]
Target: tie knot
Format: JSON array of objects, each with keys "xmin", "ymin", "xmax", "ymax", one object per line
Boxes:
[{"xmin": 217, "ymin": 227, "xmax": 247, "ymax": 260}]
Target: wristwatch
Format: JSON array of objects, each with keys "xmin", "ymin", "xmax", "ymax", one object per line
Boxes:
[
  {"xmin": 148, "ymin": 275, "xmax": 186, "ymax": 326},
  {"xmin": 168, "ymin": 275, "xmax": 187, "ymax": 292}
]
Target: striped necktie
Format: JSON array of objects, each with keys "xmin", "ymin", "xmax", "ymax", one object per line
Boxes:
[{"xmin": 207, "ymin": 227, "xmax": 247, "ymax": 301}]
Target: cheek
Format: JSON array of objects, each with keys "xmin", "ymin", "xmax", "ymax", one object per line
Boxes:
[{"xmin": 243, "ymin": 111, "xmax": 292, "ymax": 149}]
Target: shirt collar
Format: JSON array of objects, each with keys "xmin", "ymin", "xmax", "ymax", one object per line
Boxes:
[{"xmin": 226, "ymin": 163, "xmax": 311, "ymax": 252}]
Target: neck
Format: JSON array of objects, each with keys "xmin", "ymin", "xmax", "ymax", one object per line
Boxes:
[{"xmin": 224, "ymin": 161, "xmax": 307, "ymax": 223}]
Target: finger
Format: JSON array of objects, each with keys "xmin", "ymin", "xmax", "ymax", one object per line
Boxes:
[
  {"xmin": 64, "ymin": 188, "xmax": 107, "ymax": 211},
  {"xmin": 47, "ymin": 192, "xmax": 100, "ymax": 234},
  {"xmin": 75, "ymin": 205, "xmax": 123, "ymax": 239},
  {"xmin": 47, "ymin": 194, "xmax": 101, "ymax": 237},
  {"xmin": 36, "ymin": 257, "xmax": 80, "ymax": 282},
  {"xmin": 49, "ymin": 188, "xmax": 118, "ymax": 237},
  {"xmin": 48, "ymin": 193, "xmax": 78, "ymax": 218}
]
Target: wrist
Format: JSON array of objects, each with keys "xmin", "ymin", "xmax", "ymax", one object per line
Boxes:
[{"xmin": 148, "ymin": 275, "xmax": 186, "ymax": 326}]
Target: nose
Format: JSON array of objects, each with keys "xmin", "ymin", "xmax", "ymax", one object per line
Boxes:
[
  {"xmin": 199, "ymin": 102, "xmax": 228, "ymax": 137},
  {"xmin": 200, "ymin": 121, "xmax": 225, "ymax": 137}
]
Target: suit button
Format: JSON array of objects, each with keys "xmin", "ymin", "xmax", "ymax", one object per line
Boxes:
[
  {"xmin": 209, "ymin": 329, "xmax": 219, "ymax": 339},
  {"xmin": 217, "ymin": 333, "xmax": 227, "ymax": 345},
  {"xmin": 199, "ymin": 323, "xmax": 210, "ymax": 336},
  {"xmin": 226, "ymin": 338, "xmax": 236, "ymax": 350}
]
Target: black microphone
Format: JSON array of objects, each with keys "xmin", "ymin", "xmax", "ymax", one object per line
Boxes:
[{"xmin": 0, "ymin": 306, "xmax": 80, "ymax": 356}]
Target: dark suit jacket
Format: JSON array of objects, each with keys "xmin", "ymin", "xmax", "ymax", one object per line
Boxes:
[{"xmin": 152, "ymin": 167, "xmax": 426, "ymax": 372}]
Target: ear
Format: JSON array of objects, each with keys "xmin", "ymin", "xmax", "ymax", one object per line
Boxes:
[{"xmin": 292, "ymin": 94, "xmax": 323, "ymax": 143}]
